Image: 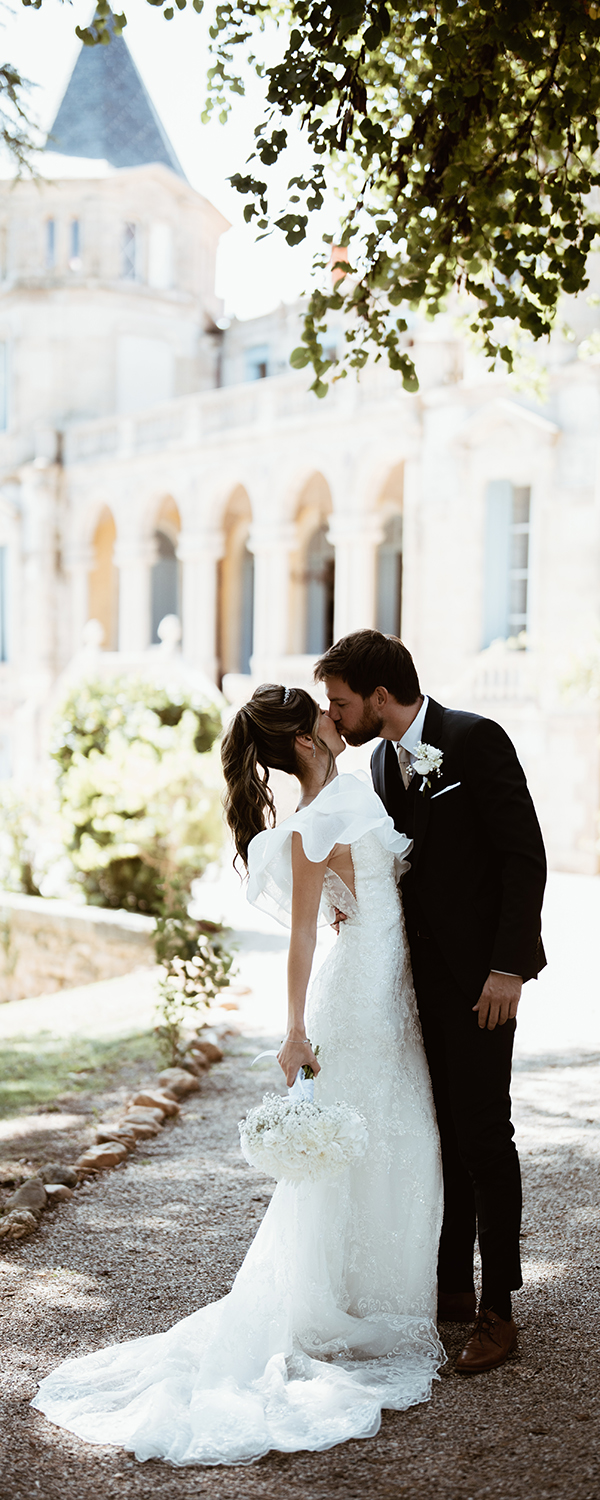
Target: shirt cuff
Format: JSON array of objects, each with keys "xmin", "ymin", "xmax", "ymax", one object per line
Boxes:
[{"xmin": 491, "ymin": 970, "xmax": 521, "ymax": 978}]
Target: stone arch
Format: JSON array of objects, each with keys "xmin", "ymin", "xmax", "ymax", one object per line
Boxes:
[
  {"xmin": 290, "ymin": 472, "xmax": 334, "ymax": 655},
  {"xmin": 218, "ymin": 485, "xmax": 254, "ymax": 677},
  {"xmin": 375, "ymin": 463, "xmax": 404, "ymax": 638},
  {"xmin": 150, "ymin": 496, "xmax": 181, "ymax": 644},
  {"xmin": 88, "ymin": 506, "xmax": 118, "ymax": 649}
]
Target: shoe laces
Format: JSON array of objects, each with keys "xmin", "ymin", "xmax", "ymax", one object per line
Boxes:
[{"xmin": 472, "ymin": 1309, "xmax": 502, "ymax": 1347}]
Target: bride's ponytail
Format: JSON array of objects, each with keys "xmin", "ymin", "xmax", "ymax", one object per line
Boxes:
[
  {"xmin": 221, "ymin": 704, "xmax": 277, "ymax": 872},
  {"xmin": 221, "ymin": 683, "xmax": 332, "ymax": 871}
]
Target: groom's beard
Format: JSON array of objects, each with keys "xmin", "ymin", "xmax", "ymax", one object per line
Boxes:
[{"xmin": 340, "ymin": 702, "xmax": 385, "ymax": 746}]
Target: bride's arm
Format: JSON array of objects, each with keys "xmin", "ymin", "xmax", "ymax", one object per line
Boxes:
[{"xmin": 277, "ymin": 831, "xmax": 325, "ymax": 1087}]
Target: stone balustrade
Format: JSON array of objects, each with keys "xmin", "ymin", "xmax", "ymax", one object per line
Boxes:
[
  {"xmin": 0, "ymin": 893, "xmax": 155, "ymax": 1004},
  {"xmin": 63, "ymin": 365, "xmax": 404, "ymax": 467}
]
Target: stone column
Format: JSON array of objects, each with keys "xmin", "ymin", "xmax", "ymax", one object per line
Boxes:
[
  {"xmin": 177, "ymin": 528, "xmax": 224, "ymax": 682},
  {"xmin": 247, "ymin": 523, "xmax": 296, "ymax": 680},
  {"xmin": 327, "ymin": 514, "xmax": 385, "ymax": 641},
  {"xmin": 64, "ymin": 544, "xmax": 94, "ymax": 655},
  {"xmin": 19, "ymin": 460, "xmax": 60, "ymax": 675},
  {"xmin": 114, "ymin": 538, "xmax": 155, "ymax": 653}
]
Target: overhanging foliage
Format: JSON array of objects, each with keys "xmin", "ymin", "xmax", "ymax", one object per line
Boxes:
[{"xmin": 31, "ymin": 0, "xmax": 600, "ymax": 394}]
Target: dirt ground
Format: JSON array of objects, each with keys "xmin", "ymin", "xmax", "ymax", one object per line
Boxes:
[{"xmin": 0, "ymin": 1030, "xmax": 599, "ymax": 1500}]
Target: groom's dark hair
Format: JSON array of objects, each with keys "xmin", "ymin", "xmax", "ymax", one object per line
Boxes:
[{"xmin": 314, "ymin": 630, "xmax": 421, "ymax": 704}]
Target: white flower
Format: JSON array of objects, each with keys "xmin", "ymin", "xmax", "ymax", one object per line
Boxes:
[
  {"xmin": 412, "ymin": 741, "xmax": 443, "ymax": 793},
  {"xmin": 239, "ymin": 1094, "xmax": 368, "ymax": 1184}
]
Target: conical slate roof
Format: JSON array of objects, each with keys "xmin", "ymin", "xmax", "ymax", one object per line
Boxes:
[{"xmin": 46, "ymin": 30, "xmax": 185, "ymax": 179}]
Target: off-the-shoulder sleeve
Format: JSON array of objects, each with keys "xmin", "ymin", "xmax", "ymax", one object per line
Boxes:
[{"xmin": 246, "ymin": 772, "xmax": 412, "ymax": 927}]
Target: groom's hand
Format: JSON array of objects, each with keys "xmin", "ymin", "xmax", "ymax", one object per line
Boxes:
[
  {"xmin": 473, "ymin": 972, "xmax": 522, "ymax": 1030},
  {"xmin": 331, "ymin": 907, "xmax": 348, "ymax": 935}
]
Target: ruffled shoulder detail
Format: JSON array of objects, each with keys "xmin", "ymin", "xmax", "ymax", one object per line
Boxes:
[{"xmin": 246, "ymin": 772, "xmax": 412, "ymax": 928}]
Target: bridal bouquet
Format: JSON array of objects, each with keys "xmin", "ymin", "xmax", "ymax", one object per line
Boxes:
[{"xmin": 239, "ymin": 1093, "xmax": 368, "ymax": 1185}]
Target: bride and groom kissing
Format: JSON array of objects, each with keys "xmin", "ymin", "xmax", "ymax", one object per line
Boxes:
[{"xmin": 33, "ymin": 629, "xmax": 546, "ymax": 1468}]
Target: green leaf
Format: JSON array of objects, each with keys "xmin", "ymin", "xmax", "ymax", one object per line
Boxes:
[{"xmin": 289, "ymin": 346, "xmax": 312, "ymax": 368}]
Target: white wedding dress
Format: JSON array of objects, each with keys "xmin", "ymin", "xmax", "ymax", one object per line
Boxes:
[{"xmin": 33, "ymin": 773, "xmax": 444, "ymax": 1466}]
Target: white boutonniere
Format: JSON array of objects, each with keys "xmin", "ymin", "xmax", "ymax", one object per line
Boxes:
[{"xmin": 412, "ymin": 741, "xmax": 443, "ymax": 793}]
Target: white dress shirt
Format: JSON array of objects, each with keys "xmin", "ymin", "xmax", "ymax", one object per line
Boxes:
[{"xmin": 395, "ymin": 695, "xmax": 429, "ymax": 767}]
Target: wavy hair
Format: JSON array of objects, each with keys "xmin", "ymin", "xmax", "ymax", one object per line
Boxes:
[{"xmin": 221, "ymin": 684, "xmax": 333, "ymax": 871}]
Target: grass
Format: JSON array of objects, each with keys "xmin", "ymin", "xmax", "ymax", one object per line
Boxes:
[{"xmin": 0, "ymin": 1030, "xmax": 163, "ymax": 1119}]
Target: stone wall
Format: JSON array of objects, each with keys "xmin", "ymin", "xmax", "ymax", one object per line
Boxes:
[{"xmin": 0, "ymin": 893, "xmax": 155, "ymax": 1004}]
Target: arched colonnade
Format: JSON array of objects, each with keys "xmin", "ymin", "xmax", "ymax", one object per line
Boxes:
[{"xmin": 72, "ymin": 461, "xmax": 406, "ymax": 684}]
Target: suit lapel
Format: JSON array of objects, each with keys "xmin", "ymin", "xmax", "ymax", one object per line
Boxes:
[{"xmin": 410, "ymin": 698, "xmax": 445, "ymax": 875}]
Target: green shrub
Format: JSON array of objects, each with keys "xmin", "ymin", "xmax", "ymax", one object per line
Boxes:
[
  {"xmin": 153, "ymin": 885, "xmax": 236, "ymax": 1065},
  {"xmin": 0, "ymin": 782, "xmax": 62, "ymax": 897},
  {"xmin": 51, "ymin": 675, "xmax": 225, "ymax": 914}
]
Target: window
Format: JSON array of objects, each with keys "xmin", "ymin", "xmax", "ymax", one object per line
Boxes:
[
  {"xmin": 508, "ymin": 486, "xmax": 531, "ymax": 636},
  {"xmin": 69, "ymin": 219, "xmax": 81, "ymax": 271},
  {"xmin": 122, "ymin": 223, "xmax": 138, "ymax": 281},
  {"xmin": 305, "ymin": 524, "xmax": 335, "ymax": 654},
  {"xmin": 483, "ymin": 481, "xmax": 531, "ymax": 647},
  {"xmin": 239, "ymin": 545, "xmax": 254, "ymax": 674},
  {"xmin": 46, "ymin": 219, "xmax": 56, "ymax": 271},
  {"xmin": 151, "ymin": 530, "xmax": 180, "ymax": 643},
  {"xmin": 376, "ymin": 514, "xmax": 403, "ymax": 637},
  {"xmin": 0, "ymin": 546, "xmax": 8, "ymax": 662},
  {"xmin": 245, "ymin": 345, "xmax": 269, "ymax": 381}
]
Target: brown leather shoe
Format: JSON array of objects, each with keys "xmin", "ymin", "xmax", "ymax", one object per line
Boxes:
[
  {"xmin": 437, "ymin": 1290, "xmax": 477, "ymax": 1323},
  {"xmin": 456, "ymin": 1308, "xmax": 517, "ymax": 1374}
]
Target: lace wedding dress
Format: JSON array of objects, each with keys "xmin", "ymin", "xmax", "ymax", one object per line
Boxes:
[{"xmin": 32, "ymin": 773, "xmax": 444, "ymax": 1466}]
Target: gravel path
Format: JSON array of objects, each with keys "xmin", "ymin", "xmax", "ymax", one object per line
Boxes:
[{"xmin": 1, "ymin": 1023, "xmax": 599, "ymax": 1500}]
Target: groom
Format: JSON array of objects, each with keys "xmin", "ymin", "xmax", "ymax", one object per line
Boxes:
[{"xmin": 315, "ymin": 629, "xmax": 547, "ymax": 1373}]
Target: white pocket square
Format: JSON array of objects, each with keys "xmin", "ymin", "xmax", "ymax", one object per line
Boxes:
[{"xmin": 431, "ymin": 781, "xmax": 461, "ymax": 801}]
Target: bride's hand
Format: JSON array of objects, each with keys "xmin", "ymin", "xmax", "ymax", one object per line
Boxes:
[{"xmin": 277, "ymin": 1034, "xmax": 321, "ymax": 1088}]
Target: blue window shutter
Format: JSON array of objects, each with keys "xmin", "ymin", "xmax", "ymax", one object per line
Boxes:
[{"xmin": 482, "ymin": 480, "xmax": 512, "ymax": 647}]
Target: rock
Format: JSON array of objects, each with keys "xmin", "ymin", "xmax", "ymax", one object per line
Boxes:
[
  {"xmin": 37, "ymin": 1164, "xmax": 79, "ymax": 1188},
  {"xmin": 119, "ymin": 1122, "xmax": 159, "ymax": 1140},
  {"xmin": 0, "ymin": 1210, "xmax": 38, "ymax": 1240},
  {"xmin": 75, "ymin": 1142, "xmax": 129, "ymax": 1173},
  {"xmin": 44, "ymin": 1184, "xmax": 74, "ymax": 1205},
  {"xmin": 182, "ymin": 1053, "xmax": 208, "ymax": 1077},
  {"xmin": 132, "ymin": 1090, "xmax": 180, "ymax": 1116},
  {"xmin": 192, "ymin": 1030, "xmax": 224, "ymax": 1064},
  {"xmin": 0, "ymin": 1161, "xmax": 33, "ymax": 1187},
  {"xmin": 95, "ymin": 1125, "xmax": 137, "ymax": 1148},
  {"xmin": 124, "ymin": 1106, "xmax": 165, "ymax": 1126},
  {"xmin": 4, "ymin": 1178, "xmax": 47, "ymax": 1215},
  {"xmin": 157, "ymin": 1068, "xmax": 200, "ymax": 1097}
]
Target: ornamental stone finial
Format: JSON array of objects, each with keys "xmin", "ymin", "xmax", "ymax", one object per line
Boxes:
[
  {"xmin": 157, "ymin": 614, "xmax": 182, "ymax": 651},
  {"xmin": 82, "ymin": 618, "xmax": 105, "ymax": 650}
]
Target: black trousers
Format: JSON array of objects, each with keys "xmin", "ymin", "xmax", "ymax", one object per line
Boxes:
[{"xmin": 409, "ymin": 931, "xmax": 523, "ymax": 1297}]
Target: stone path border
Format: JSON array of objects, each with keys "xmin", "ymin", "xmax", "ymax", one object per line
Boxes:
[{"xmin": 0, "ymin": 1031, "xmax": 226, "ymax": 1243}]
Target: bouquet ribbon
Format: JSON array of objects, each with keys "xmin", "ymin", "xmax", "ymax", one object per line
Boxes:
[{"xmin": 251, "ymin": 1050, "xmax": 315, "ymax": 1102}]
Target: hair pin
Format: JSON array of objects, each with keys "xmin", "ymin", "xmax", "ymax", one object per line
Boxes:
[{"xmin": 283, "ymin": 687, "xmax": 292, "ymax": 704}]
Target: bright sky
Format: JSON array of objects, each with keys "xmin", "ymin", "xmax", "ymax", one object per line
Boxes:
[{"xmin": 0, "ymin": 0, "xmax": 335, "ymax": 319}]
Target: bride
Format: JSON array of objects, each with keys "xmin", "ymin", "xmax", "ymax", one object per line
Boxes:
[{"xmin": 32, "ymin": 684, "xmax": 444, "ymax": 1466}]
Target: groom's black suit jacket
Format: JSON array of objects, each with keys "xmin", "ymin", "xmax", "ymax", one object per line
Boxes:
[{"xmin": 371, "ymin": 698, "xmax": 547, "ymax": 1003}]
